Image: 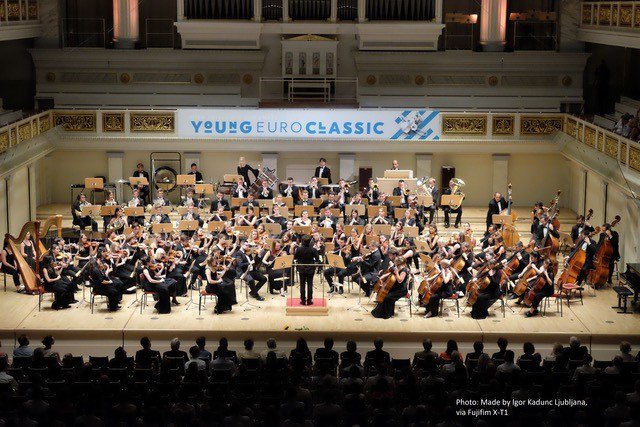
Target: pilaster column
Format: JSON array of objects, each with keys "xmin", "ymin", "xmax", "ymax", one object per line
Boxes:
[
  {"xmin": 416, "ymin": 154, "xmax": 433, "ymax": 180},
  {"xmin": 262, "ymin": 153, "xmax": 279, "ymax": 177},
  {"xmin": 177, "ymin": 0, "xmax": 186, "ymax": 21},
  {"xmin": 357, "ymin": 0, "xmax": 366, "ymax": 22},
  {"xmin": 113, "ymin": 0, "xmax": 140, "ymax": 49},
  {"xmin": 253, "ymin": 0, "xmax": 262, "ymax": 21},
  {"xmin": 282, "ymin": 0, "xmax": 291, "ymax": 22},
  {"xmin": 28, "ymin": 164, "xmax": 36, "ymax": 221},
  {"xmin": 491, "ymin": 154, "xmax": 509, "ymax": 195},
  {"xmin": 434, "ymin": 0, "xmax": 443, "ymax": 22},
  {"xmin": 107, "ymin": 152, "xmax": 124, "ymax": 201},
  {"xmin": 329, "ymin": 0, "xmax": 337, "ymax": 22},
  {"xmin": 480, "ymin": 0, "xmax": 507, "ymax": 52},
  {"xmin": 339, "ymin": 154, "xmax": 356, "ymax": 181}
]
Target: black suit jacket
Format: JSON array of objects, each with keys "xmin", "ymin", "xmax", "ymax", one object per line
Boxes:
[
  {"xmin": 570, "ymin": 238, "xmax": 597, "ymax": 270},
  {"xmin": 365, "ymin": 349, "xmax": 391, "ymax": 366},
  {"xmin": 210, "ymin": 198, "xmax": 230, "ymax": 213},
  {"xmin": 294, "ymin": 246, "xmax": 320, "ymax": 274},
  {"xmin": 487, "ymin": 197, "xmax": 508, "ymax": 226},
  {"xmin": 314, "ymin": 166, "xmax": 332, "ymax": 184},
  {"xmin": 135, "ymin": 348, "xmax": 160, "ymax": 368},
  {"xmin": 257, "ymin": 188, "xmax": 273, "ymax": 200},
  {"xmin": 281, "ymin": 185, "xmax": 298, "ymax": 202},
  {"xmin": 534, "ymin": 224, "xmax": 559, "ymax": 246},
  {"xmin": 571, "ymin": 224, "xmax": 594, "ymax": 243}
]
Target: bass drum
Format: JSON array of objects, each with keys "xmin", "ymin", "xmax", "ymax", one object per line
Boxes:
[{"xmin": 154, "ymin": 166, "xmax": 178, "ymax": 193}]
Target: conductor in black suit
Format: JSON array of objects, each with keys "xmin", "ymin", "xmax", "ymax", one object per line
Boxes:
[
  {"xmin": 486, "ymin": 192, "xmax": 510, "ymax": 231},
  {"xmin": 314, "ymin": 158, "xmax": 332, "ymax": 184},
  {"xmin": 237, "ymin": 156, "xmax": 260, "ymax": 186},
  {"xmin": 294, "ymin": 235, "xmax": 320, "ymax": 305}
]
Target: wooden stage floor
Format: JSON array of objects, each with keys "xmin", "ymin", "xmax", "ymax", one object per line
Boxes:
[{"xmin": 0, "ymin": 204, "xmax": 631, "ymax": 358}]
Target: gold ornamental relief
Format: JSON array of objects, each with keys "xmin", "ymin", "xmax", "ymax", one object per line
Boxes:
[
  {"xmin": 10, "ymin": 129, "xmax": 16, "ymax": 146},
  {"xmin": 103, "ymin": 113, "xmax": 125, "ymax": 132},
  {"xmin": 582, "ymin": 5, "xmax": 592, "ymax": 24},
  {"xmin": 520, "ymin": 117, "xmax": 562, "ymax": 135},
  {"xmin": 492, "ymin": 116, "xmax": 514, "ymax": 135},
  {"xmin": 598, "ymin": 5, "xmax": 611, "ymax": 25},
  {"xmin": 629, "ymin": 147, "xmax": 640, "ymax": 173},
  {"xmin": 39, "ymin": 115, "xmax": 52, "ymax": 133},
  {"xmin": 53, "ymin": 112, "xmax": 97, "ymax": 132},
  {"xmin": 130, "ymin": 113, "xmax": 175, "ymax": 133},
  {"xmin": 636, "ymin": 7, "xmax": 640, "ymax": 27},
  {"xmin": 0, "ymin": 131, "xmax": 8, "ymax": 153},
  {"xmin": 18, "ymin": 123, "xmax": 32, "ymax": 143},
  {"xmin": 620, "ymin": 5, "xmax": 633, "ymax": 26},
  {"xmin": 597, "ymin": 133, "xmax": 604, "ymax": 151},
  {"xmin": 604, "ymin": 136, "xmax": 619, "ymax": 159},
  {"xmin": 6, "ymin": 2, "xmax": 19, "ymax": 19},
  {"xmin": 584, "ymin": 127, "xmax": 596, "ymax": 148},
  {"xmin": 620, "ymin": 142, "xmax": 627, "ymax": 165},
  {"xmin": 27, "ymin": 3, "xmax": 37, "ymax": 19},
  {"xmin": 566, "ymin": 118, "xmax": 577, "ymax": 139},
  {"xmin": 442, "ymin": 116, "xmax": 487, "ymax": 135}
]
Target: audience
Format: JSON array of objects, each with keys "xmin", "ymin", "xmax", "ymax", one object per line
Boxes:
[
  {"xmin": 0, "ymin": 336, "xmax": 638, "ymax": 425},
  {"xmin": 13, "ymin": 335, "xmax": 33, "ymax": 358},
  {"xmin": 613, "ymin": 113, "xmax": 640, "ymax": 142},
  {"xmin": 195, "ymin": 336, "xmax": 212, "ymax": 361}
]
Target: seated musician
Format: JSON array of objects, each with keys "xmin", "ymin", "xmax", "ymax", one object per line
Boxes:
[
  {"xmin": 372, "ymin": 256, "xmax": 410, "ymax": 319},
  {"xmin": 90, "ymin": 255, "xmax": 123, "ymax": 311},
  {"xmin": 1, "ymin": 240, "xmax": 23, "ymax": 292},
  {"xmin": 150, "ymin": 208, "xmax": 171, "ymax": 224},
  {"xmin": 363, "ymin": 178, "xmax": 378, "ymax": 202},
  {"xmin": 210, "ymin": 190, "xmax": 230, "ymax": 213},
  {"xmin": 233, "ymin": 177, "xmax": 248, "ymax": 199},
  {"xmin": 570, "ymin": 215, "xmax": 594, "ymax": 245},
  {"xmin": 424, "ymin": 178, "xmax": 439, "ymax": 225},
  {"xmin": 102, "ymin": 190, "xmax": 118, "ymax": 232},
  {"xmin": 392, "ymin": 179, "xmax": 408, "ymax": 205},
  {"xmin": 503, "ymin": 241, "xmax": 530, "ymax": 296},
  {"xmin": 106, "ymin": 208, "xmax": 127, "ymax": 234},
  {"xmin": 422, "ymin": 259, "xmax": 454, "ymax": 319},
  {"xmin": 41, "ymin": 255, "xmax": 74, "ymax": 310},
  {"xmin": 273, "ymin": 194, "xmax": 287, "ymax": 208},
  {"xmin": 423, "ymin": 225, "xmax": 439, "ymax": 256},
  {"xmin": 307, "ymin": 177, "xmax": 322, "ymax": 199},
  {"xmin": 293, "ymin": 210, "xmax": 312, "ymax": 227},
  {"xmin": 133, "ymin": 163, "xmax": 150, "ymax": 204},
  {"xmin": 297, "ymin": 190, "xmax": 313, "ymax": 207},
  {"xmin": 109, "ymin": 244, "xmax": 137, "ymax": 291},
  {"xmin": 398, "ymin": 208, "xmax": 417, "ymax": 228},
  {"xmin": 318, "ymin": 208, "xmax": 337, "ymax": 230},
  {"xmin": 441, "ymin": 179, "xmax": 462, "ymax": 229},
  {"xmin": 262, "ymin": 205, "xmax": 286, "ymax": 228},
  {"xmin": 355, "ymin": 241, "xmax": 382, "ymax": 297},
  {"xmin": 324, "ymin": 236, "xmax": 350, "ymax": 294},
  {"xmin": 337, "ymin": 179, "xmax": 351, "ymax": 205},
  {"xmin": 486, "ymin": 192, "xmax": 509, "ymax": 231},
  {"xmin": 181, "ymin": 205, "xmax": 203, "ymax": 227},
  {"xmin": 188, "ymin": 163, "xmax": 203, "ymax": 183},
  {"xmin": 182, "ymin": 188, "xmax": 198, "ymax": 207},
  {"xmin": 261, "ymin": 241, "xmax": 288, "ymax": 296},
  {"xmin": 456, "ymin": 242, "xmax": 475, "ymax": 293},
  {"xmin": 280, "ymin": 177, "xmax": 298, "ymax": 203},
  {"xmin": 50, "ymin": 245, "xmax": 81, "ymax": 292},
  {"xmin": 370, "ymin": 207, "xmax": 390, "ymax": 225},
  {"xmin": 257, "ymin": 180, "xmax": 273, "ymax": 200},
  {"xmin": 391, "ymin": 223, "xmax": 407, "ymax": 248},
  {"xmin": 346, "ymin": 209, "xmax": 365, "ymax": 226},
  {"xmin": 406, "ymin": 196, "xmax": 425, "ymax": 233},
  {"xmin": 153, "ymin": 189, "xmax": 171, "ymax": 208},
  {"xmin": 242, "ymin": 194, "xmax": 259, "ymax": 209},
  {"xmin": 524, "ymin": 258, "xmax": 555, "ymax": 318},
  {"xmin": 140, "ymin": 257, "xmax": 178, "ymax": 314},
  {"xmin": 204, "ymin": 253, "xmax": 238, "ymax": 314},
  {"xmin": 72, "ymin": 193, "xmax": 98, "ymax": 232},
  {"xmin": 350, "ymin": 192, "xmax": 365, "ymax": 206},
  {"xmin": 127, "ymin": 188, "xmax": 146, "ymax": 226},
  {"xmin": 210, "ymin": 206, "xmax": 229, "ymax": 223},
  {"xmin": 470, "ymin": 255, "xmax": 503, "ymax": 320}
]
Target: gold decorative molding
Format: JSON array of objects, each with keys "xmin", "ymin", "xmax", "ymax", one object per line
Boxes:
[
  {"xmin": 597, "ymin": 132, "xmax": 604, "ymax": 151},
  {"xmin": 584, "ymin": 126, "xmax": 596, "ymax": 148},
  {"xmin": 0, "ymin": 131, "xmax": 8, "ymax": 153},
  {"xmin": 636, "ymin": 7, "xmax": 640, "ymax": 27},
  {"xmin": 566, "ymin": 118, "xmax": 577, "ymax": 139},
  {"xmin": 120, "ymin": 73, "xmax": 131, "ymax": 84},
  {"xmin": 442, "ymin": 116, "xmax": 487, "ymax": 135},
  {"xmin": 193, "ymin": 73, "xmax": 205, "ymax": 85},
  {"xmin": 7, "ymin": 2, "xmax": 19, "ymax": 19},
  {"xmin": 242, "ymin": 74, "xmax": 253, "ymax": 85},
  {"xmin": 366, "ymin": 75, "xmax": 376, "ymax": 85},
  {"xmin": 414, "ymin": 75, "xmax": 425, "ymax": 86},
  {"xmin": 620, "ymin": 5, "xmax": 633, "ymax": 26},
  {"xmin": 27, "ymin": 3, "xmax": 37, "ymax": 19},
  {"xmin": 492, "ymin": 116, "xmax": 514, "ymax": 135},
  {"xmin": 520, "ymin": 116, "xmax": 562, "ymax": 135},
  {"xmin": 620, "ymin": 141, "xmax": 627, "ymax": 165},
  {"xmin": 562, "ymin": 76, "xmax": 572, "ymax": 87},
  {"xmin": 53, "ymin": 112, "xmax": 97, "ymax": 132},
  {"xmin": 18, "ymin": 123, "xmax": 32, "ymax": 143},
  {"xmin": 102, "ymin": 113, "xmax": 125, "ymax": 132},
  {"xmin": 629, "ymin": 146, "xmax": 640, "ymax": 173},
  {"xmin": 39, "ymin": 114, "xmax": 52, "ymax": 133},
  {"xmin": 598, "ymin": 4, "xmax": 610, "ymax": 25},
  {"xmin": 612, "ymin": 4, "xmax": 619, "ymax": 25},
  {"xmin": 488, "ymin": 76, "xmax": 499, "ymax": 86},
  {"xmin": 582, "ymin": 4, "xmax": 592, "ymax": 24},
  {"xmin": 130, "ymin": 113, "xmax": 175, "ymax": 133},
  {"xmin": 0, "ymin": 3, "xmax": 5, "ymax": 20},
  {"xmin": 10, "ymin": 129, "xmax": 16, "ymax": 147},
  {"xmin": 604, "ymin": 135, "xmax": 618, "ymax": 159}
]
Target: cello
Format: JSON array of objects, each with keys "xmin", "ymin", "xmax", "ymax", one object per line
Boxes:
[
  {"xmin": 466, "ymin": 260, "xmax": 500, "ymax": 306},
  {"xmin": 588, "ymin": 215, "xmax": 621, "ymax": 288},
  {"xmin": 523, "ymin": 262, "xmax": 551, "ymax": 307},
  {"xmin": 556, "ymin": 225, "xmax": 600, "ymax": 291},
  {"xmin": 374, "ymin": 265, "xmax": 397, "ymax": 303}
]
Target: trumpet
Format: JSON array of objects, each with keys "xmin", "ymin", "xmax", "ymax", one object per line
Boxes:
[{"xmin": 404, "ymin": 188, "xmax": 411, "ymax": 196}]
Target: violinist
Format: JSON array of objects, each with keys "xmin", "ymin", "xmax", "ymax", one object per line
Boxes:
[
  {"xmin": 470, "ymin": 256, "xmax": 502, "ymax": 320},
  {"xmin": 72, "ymin": 193, "xmax": 98, "ymax": 232},
  {"xmin": 1, "ymin": 240, "xmax": 22, "ymax": 292},
  {"xmin": 390, "ymin": 223, "xmax": 407, "ymax": 248},
  {"xmin": 371, "ymin": 256, "xmax": 410, "ymax": 319},
  {"xmin": 355, "ymin": 241, "xmax": 382, "ymax": 297},
  {"xmin": 346, "ymin": 209, "xmax": 364, "ymax": 226},
  {"xmin": 524, "ymin": 258, "xmax": 555, "ymax": 317},
  {"xmin": 262, "ymin": 240, "xmax": 289, "ymax": 296},
  {"xmin": 204, "ymin": 254, "xmax": 238, "ymax": 314},
  {"xmin": 422, "ymin": 259, "xmax": 454, "ymax": 319},
  {"xmin": 141, "ymin": 257, "xmax": 178, "ymax": 314},
  {"xmin": 570, "ymin": 215, "xmax": 594, "ymax": 245},
  {"xmin": 109, "ymin": 244, "xmax": 136, "ymax": 291},
  {"xmin": 257, "ymin": 180, "xmax": 273, "ymax": 200},
  {"xmin": 165, "ymin": 249, "xmax": 188, "ymax": 297},
  {"xmin": 90, "ymin": 255, "xmax": 123, "ymax": 311},
  {"xmin": 570, "ymin": 228, "xmax": 597, "ymax": 287},
  {"xmin": 41, "ymin": 255, "xmax": 75, "ymax": 310},
  {"xmin": 51, "ymin": 245, "xmax": 81, "ymax": 292}
]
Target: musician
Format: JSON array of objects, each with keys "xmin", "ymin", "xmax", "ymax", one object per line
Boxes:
[
  {"xmin": 314, "ymin": 158, "xmax": 332, "ymax": 184},
  {"xmin": 102, "ymin": 190, "xmax": 119, "ymax": 232},
  {"xmin": 261, "ymin": 241, "xmax": 288, "ymax": 296},
  {"xmin": 376, "ymin": 193, "xmax": 394, "ymax": 217},
  {"xmin": 318, "ymin": 208, "xmax": 337, "ymax": 230},
  {"xmin": 355, "ymin": 241, "xmax": 382, "ymax": 297},
  {"xmin": 258, "ymin": 180, "xmax": 273, "ymax": 200},
  {"xmin": 127, "ymin": 188, "xmax": 146, "ymax": 226},
  {"xmin": 210, "ymin": 190, "xmax": 230, "ymax": 213},
  {"xmin": 533, "ymin": 215, "xmax": 559, "ymax": 248},
  {"xmin": 571, "ymin": 228, "xmax": 597, "ymax": 287},
  {"xmin": 397, "ymin": 209, "xmax": 417, "ymax": 228},
  {"xmin": 294, "ymin": 235, "xmax": 320, "ymax": 305},
  {"xmin": 20, "ymin": 231, "xmax": 36, "ymax": 270},
  {"xmin": 72, "ymin": 193, "xmax": 98, "ymax": 232},
  {"xmin": 152, "ymin": 189, "xmax": 171, "ymax": 208},
  {"xmin": 503, "ymin": 241, "xmax": 530, "ymax": 284},
  {"xmin": 297, "ymin": 190, "xmax": 313, "ymax": 208},
  {"xmin": 237, "ymin": 157, "xmax": 260, "ymax": 186},
  {"xmin": 603, "ymin": 223, "xmax": 620, "ymax": 284},
  {"xmin": 150, "ymin": 208, "xmax": 170, "ymax": 224},
  {"xmin": 530, "ymin": 202, "xmax": 545, "ymax": 234},
  {"xmin": 524, "ymin": 258, "xmax": 555, "ymax": 317},
  {"xmin": 372, "ymin": 256, "xmax": 409, "ymax": 319},
  {"xmin": 181, "ymin": 206, "xmax": 203, "ymax": 227},
  {"xmin": 90, "ymin": 256, "xmax": 123, "ymax": 311},
  {"xmin": 188, "ymin": 163, "xmax": 203, "ymax": 183},
  {"xmin": 235, "ymin": 209, "xmax": 258, "ymax": 227},
  {"xmin": 132, "ymin": 163, "xmax": 150, "ymax": 203},
  {"xmin": 424, "ymin": 178, "xmax": 439, "ymax": 225},
  {"xmin": 324, "ymin": 237, "xmax": 349, "ymax": 294},
  {"xmin": 235, "ymin": 240, "xmax": 266, "ymax": 301},
  {"xmin": 281, "ymin": 177, "xmax": 298, "ymax": 203},
  {"xmin": 570, "ymin": 215, "xmax": 594, "ymax": 244},
  {"xmin": 242, "ymin": 194, "xmax": 259, "ymax": 209},
  {"xmin": 307, "ymin": 177, "xmax": 322, "ymax": 199},
  {"xmin": 293, "ymin": 210, "xmax": 312, "ymax": 227},
  {"xmin": 40, "ymin": 256, "xmax": 75, "ymax": 310},
  {"xmin": 486, "ymin": 192, "xmax": 510, "ymax": 231},
  {"xmin": 456, "ymin": 243, "xmax": 475, "ymax": 291},
  {"xmin": 441, "ymin": 180, "xmax": 463, "ymax": 229},
  {"xmin": 370, "ymin": 208, "xmax": 390, "ymax": 225},
  {"xmin": 470, "ymin": 257, "xmax": 502, "ymax": 320},
  {"xmin": 141, "ymin": 258, "xmax": 178, "ymax": 314},
  {"xmin": 233, "ymin": 178, "xmax": 248, "ymax": 199},
  {"xmin": 1, "ymin": 240, "xmax": 23, "ymax": 292},
  {"xmin": 363, "ymin": 178, "xmax": 379, "ymax": 203},
  {"xmin": 423, "ymin": 225, "xmax": 439, "ymax": 256},
  {"xmin": 182, "ymin": 188, "xmax": 198, "ymax": 207},
  {"xmin": 106, "ymin": 208, "xmax": 127, "ymax": 234},
  {"xmin": 51, "ymin": 244, "xmax": 82, "ymax": 292},
  {"xmin": 392, "ymin": 180, "xmax": 408, "ymax": 205},
  {"xmin": 337, "ymin": 179, "xmax": 351, "ymax": 204},
  {"xmin": 422, "ymin": 259, "xmax": 454, "ymax": 319},
  {"xmin": 391, "ymin": 160, "xmax": 399, "ymax": 170},
  {"xmin": 204, "ymin": 255, "xmax": 238, "ymax": 314},
  {"xmin": 346, "ymin": 209, "xmax": 365, "ymax": 226}
]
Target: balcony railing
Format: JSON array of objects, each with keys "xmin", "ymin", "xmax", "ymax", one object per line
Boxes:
[
  {"xmin": 581, "ymin": 1, "xmax": 640, "ymax": 29},
  {"xmin": 0, "ymin": 0, "xmax": 38, "ymax": 23},
  {"xmin": 0, "ymin": 111, "xmax": 53, "ymax": 155}
]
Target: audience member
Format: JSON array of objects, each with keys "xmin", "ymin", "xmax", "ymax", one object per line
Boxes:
[
  {"xmin": 195, "ymin": 336, "xmax": 212, "ymax": 361},
  {"xmin": 163, "ymin": 338, "xmax": 188, "ymax": 362},
  {"xmin": 13, "ymin": 334, "xmax": 33, "ymax": 357},
  {"xmin": 492, "ymin": 337, "xmax": 509, "ymax": 361}
]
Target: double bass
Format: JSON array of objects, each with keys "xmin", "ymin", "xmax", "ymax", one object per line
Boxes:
[
  {"xmin": 556, "ymin": 225, "xmax": 600, "ymax": 291},
  {"xmin": 588, "ymin": 215, "xmax": 621, "ymax": 288},
  {"xmin": 500, "ymin": 183, "xmax": 520, "ymax": 248},
  {"xmin": 548, "ymin": 190, "xmax": 562, "ymax": 231}
]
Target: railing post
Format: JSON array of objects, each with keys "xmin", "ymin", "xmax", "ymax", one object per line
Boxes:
[
  {"xmin": 3, "ymin": 0, "xmax": 7, "ymax": 23},
  {"xmin": 282, "ymin": 0, "xmax": 290, "ymax": 22},
  {"xmin": 357, "ymin": 0, "xmax": 366, "ymax": 22},
  {"xmin": 329, "ymin": 0, "xmax": 337, "ymax": 22},
  {"xmin": 435, "ymin": 0, "xmax": 443, "ymax": 22},
  {"xmin": 253, "ymin": 0, "xmax": 262, "ymax": 21},
  {"xmin": 18, "ymin": 0, "xmax": 22, "ymax": 21},
  {"xmin": 177, "ymin": 0, "xmax": 185, "ymax": 21}
]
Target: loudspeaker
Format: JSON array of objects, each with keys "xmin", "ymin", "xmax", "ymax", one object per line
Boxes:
[{"xmin": 441, "ymin": 166, "xmax": 455, "ymax": 192}]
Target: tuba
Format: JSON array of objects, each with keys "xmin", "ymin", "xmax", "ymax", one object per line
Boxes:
[{"xmin": 449, "ymin": 178, "xmax": 466, "ymax": 209}]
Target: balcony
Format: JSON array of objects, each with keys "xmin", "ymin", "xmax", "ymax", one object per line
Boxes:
[
  {"xmin": 0, "ymin": 0, "xmax": 41, "ymax": 41},
  {"xmin": 579, "ymin": 1, "xmax": 640, "ymax": 49}
]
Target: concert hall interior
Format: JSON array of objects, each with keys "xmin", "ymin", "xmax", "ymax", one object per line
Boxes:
[{"xmin": 1, "ymin": 0, "xmax": 640, "ymax": 424}]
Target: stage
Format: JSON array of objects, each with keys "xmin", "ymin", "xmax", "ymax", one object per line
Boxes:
[{"xmin": 0, "ymin": 203, "xmax": 632, "ymax": 359}]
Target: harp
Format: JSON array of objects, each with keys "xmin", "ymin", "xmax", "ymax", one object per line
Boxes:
[{"xmin": 4, "ymin": 215, "xmax": 63, "ymax": 294}]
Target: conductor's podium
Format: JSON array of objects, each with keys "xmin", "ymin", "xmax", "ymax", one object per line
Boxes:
[{"xmin": 285, "ymin": 298, "xmax": 328, "ymax": 316}]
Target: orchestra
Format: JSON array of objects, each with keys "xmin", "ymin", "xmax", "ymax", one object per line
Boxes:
[{"xmin": 4, "ymin": 158, "xmax": 622, "ymax": 322}]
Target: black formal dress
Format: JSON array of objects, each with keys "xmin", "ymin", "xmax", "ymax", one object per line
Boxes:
[
  {"xmin": 141, "ymin": 268, "xmax": 176, "ymax": 314},
  {"xmin": 237, "ymin": 164, "xmax": 259, "ymax": 186},
  {"xmin": 0, "ymin": 250, "xmax": 20, "ymax": 288},
  {"xmin": 471, "ymin": 274, "xmax": 501, "ymax": 319},
  {"xmin": 371, "ymin": 266, "xmax": 409, "ymax": 319},
  {"xmin": 205, "ymin": 267, "xmax": 237, "ymax": 313}
]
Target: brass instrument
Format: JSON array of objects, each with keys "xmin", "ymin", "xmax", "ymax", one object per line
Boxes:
[
  {"xmin": 449, "ymin": 178, "xmax": 466, "ymax": 210},
  {"xmin": 404, "ymin": 188, "xmax": 411, "ymax": 196}
]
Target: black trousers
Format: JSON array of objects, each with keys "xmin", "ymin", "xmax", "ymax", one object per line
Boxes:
[
  {"xmin": 443, "ymin": 207, "xmax": 462, "ymax": 226},
  {"xmin": 93, "ymin": 284, "xmax": 122, "ymax": 311},
  {"xmin": 426, "ymin": 205, "xmax": 436, "ymax": 224},
  {"xmin": 358, "ymin": 272, "xmax": 379, "ymax": 296},
  {"xmin": 74, "ymin": 216, "xmax": 98, "ymax": 232},
  {"xmin": 1, "ymin": 265, "xmax": 20, "ymax": 287},
  {"xmin": 299, "ymin": 272, "xmax": 314, "ymax": 302},
  {"xmin": 324, "ymin": 265, "xmax": 355, "ymax": 287},
  {"xmin": 245, "ymin": 271, "xmax": 266, "ymax": 295}
]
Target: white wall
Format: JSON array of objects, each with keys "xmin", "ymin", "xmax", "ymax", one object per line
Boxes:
[
  {"xmin": 7, "ymin": 166, "xmax": 30, "ymax": 235},
  {"xmin": 586, "ymin": 171, "xmax": 606, "ymax": 227},
  {"xmin": 0, "ymin": 179, "xmax": 7, "ymax": 240}
]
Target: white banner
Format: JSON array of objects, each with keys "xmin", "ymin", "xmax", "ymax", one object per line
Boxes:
[{"xmin": 177, "ymin": 109, "xmax": 441, "ymax": 141}]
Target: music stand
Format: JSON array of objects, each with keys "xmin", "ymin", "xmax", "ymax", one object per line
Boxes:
[
  {"xmin": 405, "ymin": 226, "xmax": 419, "ymax": 237},
  {"xmin": 372, "ymin": 224, "xmax": 392, "ymax": 236},
  {"xmin": 344, "ymin": 225, "xmax": 364, "ymax": 236},
  {"xmin": 416, "ymin": 194, "xmax": 434, "ymax": 207},
  {"xmin": 233, "ymin": 225, "xmax": 254, "ymax": 237},
  {"xmin": 99, "ymin": 205, "xmax": 117, "ymax": 217},
  {"xmin": 367, "ymin": 205, "xmax": 387, "ymax": 218},
  {"xmin": 366, "ymin": 235, "xmax": 380, "ymax": 245},
  {"xmin": 156, "ymin": 206, "xmax": 172, "ymax": 215},
  {"xmin": 152, "ymin": 223, "xmax": 174, "ymax": 235},
  {"xmin": 317, "ymin": 177, "xmax": 329, "ymax": 187},
  {"xmin": 194, "ymin": 184, "xmax": 214, "ymax": 195},
  {"xmin": 326, "ymin": 253, "xmax": 347, "ymax": 299},
  {"xmin": 84, "ymin": 178, "xmax": 104, "ymax": 204},
  {"xmin": 258, "ymin": 199, "xmax": 274, "ymax": 210},
  {"xmin": 387, "ymin": 196, "xmax": 402, "ymax": 207},
  {"xmin": 441, "ymin": 195, "xmax": 464, "ymax": 209},
  {"xmin": 384, "ymin": 170, "xmax": 412, "ymax": 179},
  {"xmin": 319, "ymin": 227, "xmax": 334, "ymax": 239},
  {"xmin": 223, "ymin": 174, "xmax": 242, "ymax": 183},
  {"xmin": 345, "ymin": 205, "xmax": 366, "ymax": 217},
  {"xmin": 492, "ymin": 214, "xmax": 513, "ymax": 230},
  {"xmin": 416, "ymin": 240, "xmax": 431, "ymax": 253},
  {"xmin": 292, "ymin": 226, "xmax": 312, "ymax": 236},
  {"xmin": 177, "ymin": 174, "xmax": 196, "ymax": 186},
  {"xmin": 177, "ymin": 207, "xmax": 199, "ymax": 216},
  {"xmin": 294, "ymin": 205, "xmax": 317, "ymax": 218},
  {"xmin": 179, "ymin": 220, "xmax": 200, "ymax": 232},
  {"xmin": 207, "ymin": 221, "xmax": 225, "ymax": 233},
  {"xmin": 124, "ymin": 207, "xmax": 144, "ymax": 217},
  {"xmin": 129, "ymin": 176, "xmax": 149, "ymax": 187},
  {"xmin": 263, "ymin": 223, "xmax": 282, "ymax": 236},
  {"xmin": 81, "ymin": 205, "xmax": 101, "ymax": 217}
]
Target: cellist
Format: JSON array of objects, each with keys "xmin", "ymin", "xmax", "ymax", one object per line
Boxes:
[
  {"xmin": 533, "ymin": 215, "xmax": 559, "ymax": 248},
  {"xmin": 371, "ymin": 256, "xmax": 410, "ymax": 319},
  {"xmin": 604, "ymin": 223, "xmax": 620, "ymax": 284},
  {"xmin": 470, "ymin": 256, "xmax": 503, "ymax": 320},
  {"xmin": 570, "ymin": 228, "xmax": 597, "ymax": 287},
  {"xmin": 422, "ymin": 259, "xmax": 455, "ymax": 319},
  {"xmin": 523, "ymin": 258, "xmax": 555, "ymax": 318},
  {"xmin": 513, "ymin": 251, "xmax": 543, "ymax": 305}
]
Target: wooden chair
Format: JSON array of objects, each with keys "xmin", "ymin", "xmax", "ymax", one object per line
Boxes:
[{"xmin": 198, "ymin": 279, "xmax": 218, "ymax": 315}]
